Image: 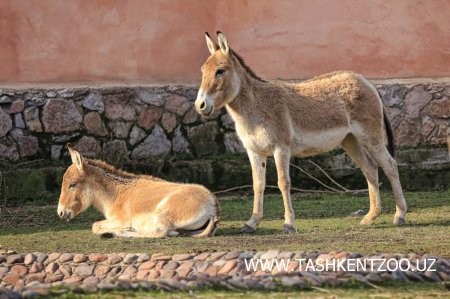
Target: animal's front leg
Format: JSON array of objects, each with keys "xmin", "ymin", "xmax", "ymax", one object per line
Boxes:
[
  {"xmin": 92, "ymin": 220, "xmax": 128, "ymax": 236},
  {"xmin": 274, "ymin": 148, "xmax": 296, "ymax": 234},
  {"xmin": 242, "ymin": 150, "xmax": 267, "ymax": 233}
]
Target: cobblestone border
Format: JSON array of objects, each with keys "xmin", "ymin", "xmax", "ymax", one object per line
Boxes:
[{"xmin": 0, "ymin": 250, "xmax": 449, "ymax": 298}]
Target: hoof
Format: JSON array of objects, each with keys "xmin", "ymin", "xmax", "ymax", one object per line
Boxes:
[
  {"xmin": 282, "ymin": 224, "xmax": 296, "ymax": 234},
  {"xmin": 393, "ymin": 216, "xmax": 406, "ymax": 225},
  {"xmin": 240, "ymin": 224, "xmax": 256, "ymax": 234},
  {"xmin": 100, "ymin": 232, "xmax": 114, "ymax": 239},
  {"xmin": 359, "ymin": 217, "xmax": 374, "ymax": 225}
]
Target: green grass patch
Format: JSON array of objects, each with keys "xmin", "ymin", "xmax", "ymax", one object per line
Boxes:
[
  {"xmin": 51, "ymin": 282, "xmax": 450, "ymax": 298},
  {"xmin": 0, "ymin": 190, "xmax": 449, "ymax": 257}
]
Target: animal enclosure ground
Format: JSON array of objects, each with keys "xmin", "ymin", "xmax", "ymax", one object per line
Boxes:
[{"xmin": 1, "ymin": 190, "xmax": 449, "ymax": 257}]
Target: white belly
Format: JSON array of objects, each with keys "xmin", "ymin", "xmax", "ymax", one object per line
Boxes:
[{"xmin": 292, "ymin": 127, "xmax": 350, "ymax": 157}]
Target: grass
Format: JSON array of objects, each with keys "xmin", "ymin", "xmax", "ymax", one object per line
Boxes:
[
  {"xmin": 1, "ymin": 190, "xmax": 449, "ymax": 257},
  {"xmin": 48, "ymin": 282, "xmax": 450, "ymax": 298}
]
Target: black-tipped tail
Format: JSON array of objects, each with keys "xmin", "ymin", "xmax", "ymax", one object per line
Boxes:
[{"xmin": 383, "ymin": 108, "xmax": 395, "ymax": 158}]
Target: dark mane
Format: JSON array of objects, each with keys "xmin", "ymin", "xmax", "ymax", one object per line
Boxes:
[
  {"xmin": 231, "ymin": 50, "xmax": 266, "ymax": 83},
  {"xmin": 86, "ymin": 159, "xmax": 161, "ymax": 183}
]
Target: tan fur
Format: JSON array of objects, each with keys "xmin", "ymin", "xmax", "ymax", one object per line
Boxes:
[
  {"xmin": 195, "ymin": 32, "xmax": 407, "ymax": 232},
  {"xmin": 57, "ymin": 145, "xmax": 219, "ymax": 238}
]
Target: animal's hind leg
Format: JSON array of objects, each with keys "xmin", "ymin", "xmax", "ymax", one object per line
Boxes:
[
  {"xmin": 364, "ymin": 142, "xmax": 407, "ymax": 225},
  {"xmin": 341, "ymin": 135, "xmax": 381, "ymax": 224},
  {"xmin": 274, "ymin": 148, "xmax": 296, "ymax": 234}
]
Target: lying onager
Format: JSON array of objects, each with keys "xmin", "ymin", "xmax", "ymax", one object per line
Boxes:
[{"xmin": 57, "ymin": 145, "xmax": 219, "ymax": 238}]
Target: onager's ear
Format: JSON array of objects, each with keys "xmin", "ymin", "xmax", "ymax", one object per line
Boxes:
[
  {"xmin": 205, "ymin": 32, "xmax": 219, "ymax": 54},
  {"xmin": 67, "ymin": 143, "xmax": 84, "ymax": 173},
  {"xmin": 217, "ymin": 31, "xmax": 230, "ymax": 55}
]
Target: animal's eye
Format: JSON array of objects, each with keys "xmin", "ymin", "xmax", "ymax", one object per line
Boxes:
[
  {"xmin": 69, "ymin": 182, "xmax": 77, "ymax": 189},
  {"xmin": 216, "ymin": 69, "xmax": 225, "ymax": 76}
]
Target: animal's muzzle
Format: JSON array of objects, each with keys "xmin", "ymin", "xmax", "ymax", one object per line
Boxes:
[
  {"xmin": 57, "ymin": 206, "xmax": 74, "ymax": 221},
  {"xmin": 195, "ymin": 90, "xmax": 214, "ymax": 116}
]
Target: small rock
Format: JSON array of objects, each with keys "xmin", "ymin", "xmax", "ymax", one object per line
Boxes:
[
  {"xmin": 64, "ymin": 276, "xmax": 82, "ymax": 284},
  {"xmin": 74, "ymin": 264, "xmax": 94, "ymax": 278},
  {"xmin": 219, "ymin": 260, "xmax": 237, "ymax": 275},
  {"xmin": 59, "ymin": 264, "xmax": 72, "ymax": 277},
  {"xmin": 23, "ymin": 107, "xmax": 43, "ymax": 132},
  {"xmin": 45, "ymin": 262, "xmax": 59, "ymax": 275},
  {"xmin": 36, "ymin": 253, "xmax": 47, "ymax": 263},
  {"xmin": 131, "ymin": 125, "xmax": 171, "ymax": 160},
  {"xmin": 182, "ymin": 107, "xmax": 199, "ymax": 124},
  {"xmin": 163, "ymin": 261, "xmax": 179, "ymax": 271},
  {"xmin": 6, "ymin": 254, "xmax": 24, "ymax": 265},
  {"xmin": 137, "ymin": 89, "xmax": 167, "ymax": 106},
  {"xmin": 177, "ymin": 267, "xmax": 192, "ymax": 279},
  {"xmin": 24, "ymin": 253, "xmax": 36, "ymax": 265},
  {"xmin": 11, "ymin": 265, "xmax": 28, "ymax": 277},
  {"xmin": 0, "ymin": 108, "xmax": 13, "ymax": 137},
  {"xmin": 164, "ymin": 94, "xmax": 192, "ymax": 116},
  {"xmin": 123, "ymin": 265, "xmax": 138, "ymax": 275},
  {"xmin": 238, "ymin": 252, "xmax": 255, "ymax": 260},
  {"xmin": 58, "ymin": 253, "xmax": 73, "ymax": 263},
  {"xmin": 129, "ymin": 125, "xmax": 146, "ymax": 146},
  {"xmin": 94, "ymin": 265, "xmax": 110, "ymax": 278},
  {"xmin": 194, "ymin": 253, "xmax": 210, "ymax": 261},
  {"xmin": 84, "ymin": 112, "xmax": 108, "ymax": 136},
  {"xmin": 42, "ymin": 99, "xmax": 82, "ymax": 133},
  {"xmin": 83, "ymin": 92, "xmax": 104, "ymax": 112},
  {"xmin": 47, "ymin": 253, "xmax": 61, "ymax": 262},
  {"xmin": 260, "ymin": 250, "xmax": 280, "ymax": 260},
  {"xmin": 209, "ymin": 252, "xmax": 226, "ymax": 261},
  {"xmin": 109, "ymin": 121, "xmax": 132, "ymax": 139},
  {"xmin": 159, "ymin": 270, "xmax": 176, "ymax": 279},
  {"xmin": 75, "ymin": 136, "xmax": 101, "ymax": 158},
  {"xmin": 137, "ymin": 254, "xmax": 151, "ymax": 263},
  {"xmin": 29, "ymin": 263, "xmax": 44, "ymax": 273},
  {"xmin": 14, "ymin": 113, "xmax": 25, "ymax": 129},
  {"xmin": 148, "ymin": 270, "xmax": 160, "ymax": 280},
  {"xmin": 172, "ymin": 126, "xmax": 190, "ymax": 153},
  {"xmin": 223, "ymin": 251, "xmax": 241, "ymax": 260},
  {"xmin": 88, "ymin": 253, "xmax": 107, "ymax": 263},
  {"xmin": 123, "ymin": 254, "xmax": 138, "ymax": 264},
  {"xmin": 83, "ymin": 276, "xmax": 99, "ymax": 286},
  {"xmin": 136, "ymin": 269, "xmax": 149, "ymax": 280},
  {"xmin": 139, "ymin": 261, "xmax": 156, "ymax": 271},
  {"xmin": 2, "ymin": 274, "xmax": 21, "ymax": 285},
  {"xmin": 46, "ymin": 91, "xmax": 57, "ymax": 98},
  {"xmin": 205, "ymin": 265, "xmax": 220, "ymax": 277},
  {"xmin": 5, "ymin": 100, "xmax": 25, "ymax": 114},
  {"xmin": 26, "ymin": 272, "xmax": 47, "ymax": 284},
  {"xmin": 107, "ymin": 255, "xmax": 123, "ymax": 265},
  {"xmin": 73, "ymin": 254, "xmax": 87, "ymax": 263},
  {"xmin": 161, "ymin": 112, "xmax": 177, "ymax": 133},
  {"xmin": 138, "ymin": 106, "xmax": 163, "ymax": 129},
  {"xmin": 172, "ymin": 254, "xmax": 193, "ymax": 262}
]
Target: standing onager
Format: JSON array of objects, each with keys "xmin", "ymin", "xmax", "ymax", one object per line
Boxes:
[
  {"xmin": 195, "ymin": 32, "xmax": 407, "ymax": 234},
  {"xmin": 58, "ymin": 145, "xmax": 219, "ymax": 238}
]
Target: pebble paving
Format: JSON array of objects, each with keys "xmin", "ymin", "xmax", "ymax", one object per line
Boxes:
[{"xmin": 0, "ymin": 250, "xmax": 448, "ymax": 298}]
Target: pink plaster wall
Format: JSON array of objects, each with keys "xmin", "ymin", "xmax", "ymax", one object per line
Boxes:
[{"xmin": 0, "ymin": 0, "xmax": 449, "ymax": 84}]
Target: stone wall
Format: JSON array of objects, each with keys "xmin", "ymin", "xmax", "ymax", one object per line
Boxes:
[{"xmin": 0, "ymin": 80, "xmax": 449, "ymax": 200}]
